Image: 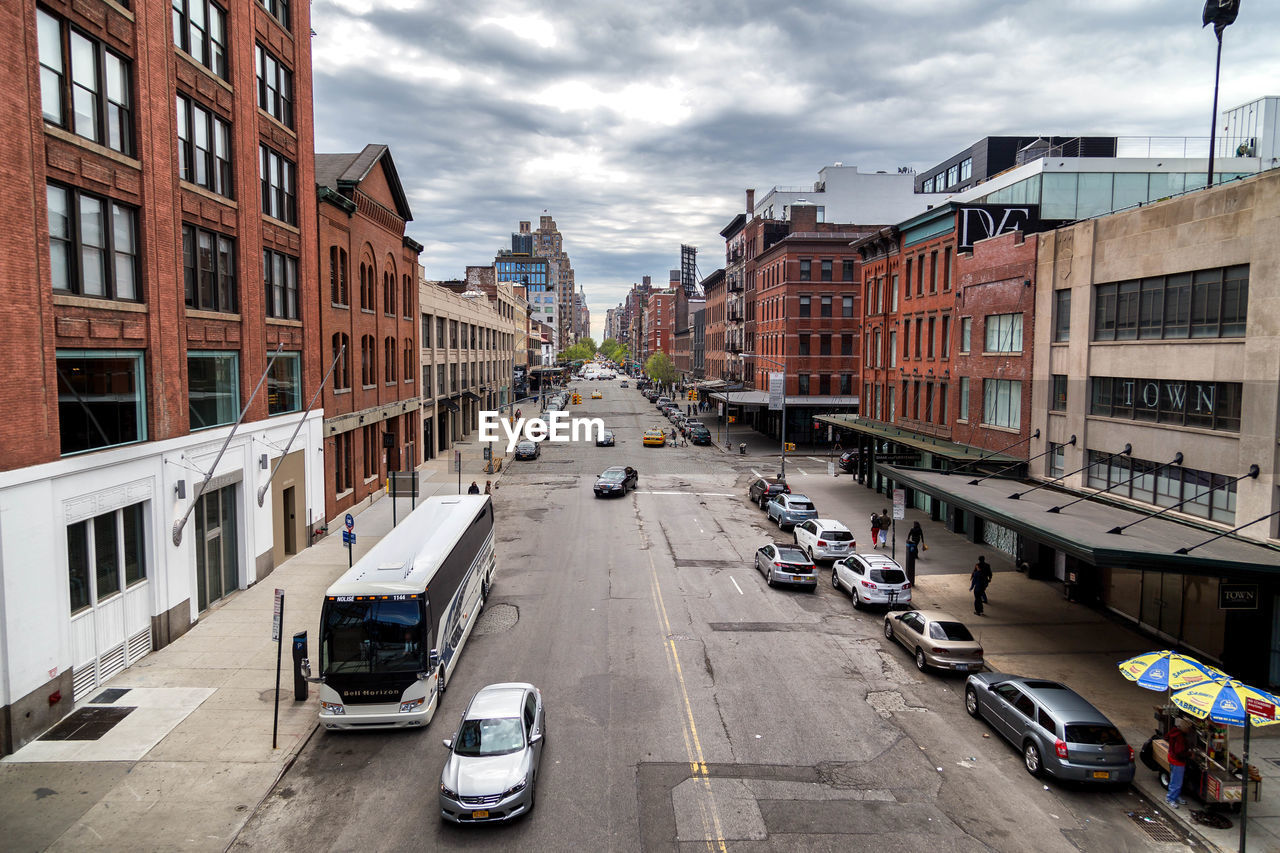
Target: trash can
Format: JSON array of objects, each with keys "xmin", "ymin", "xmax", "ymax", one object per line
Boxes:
[{"xmin": 739, "ymin": 443, "xmax": 747, "ymax": 455}]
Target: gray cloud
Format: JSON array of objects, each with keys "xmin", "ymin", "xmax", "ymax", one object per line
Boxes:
[{"xmin": 311, "ymin": 0, "xmax": 1280, "ymax": 338}]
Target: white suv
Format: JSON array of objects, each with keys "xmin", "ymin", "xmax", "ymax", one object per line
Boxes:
[
  {"xmin": 793, "ymin": 519, "xmax": 855, "ymax": 562},
  {"xmin": 832, "ymin": 553, "xmax": 912, "ymax": 609}
]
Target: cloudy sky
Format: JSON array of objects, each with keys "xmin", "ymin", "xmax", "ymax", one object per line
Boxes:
[{"xmin": 310, "ymin": 0, "xmax": 1278, "ymax": 341}]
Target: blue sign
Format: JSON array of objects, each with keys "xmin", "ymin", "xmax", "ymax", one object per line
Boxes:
[
  {"xmin": 342, "ymin": 530, "xmax": 356, "ymax": 545},
  {"xmin": 344, "ymin": 513, "xmax": 355, "ymax": 531}
]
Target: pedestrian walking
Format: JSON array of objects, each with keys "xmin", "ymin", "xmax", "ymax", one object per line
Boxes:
[
  {"xmin": 904, "ymin": 521, "xmax": 924, "ymax": 583},
  {"xmin": 876, "ymin": 509, "xmax": 892, "ymax": 548},
  {"xmin": 484, "ymin": 480, "xmax": 492, "ymax": 495},
  {"xmin": 1164, "ymin": 718, "xmax": 1193, "ymax": 808},
  {"xmin": 976, "ymin": 556, "xmax": 992, "ymax": 603},
  {"xmin": 970, "ymin": 561, "xmax": 989, "ymax": 616},
  {"xmin": 869, "ymin": 512, "xmax": 881, "ymax": 549},
  {"xmin": 467, "ymin": 481, "xmax": 480, "ymax": 494}
]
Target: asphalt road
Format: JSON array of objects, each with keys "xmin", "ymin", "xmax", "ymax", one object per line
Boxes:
[{"xmin": 232, "ymin": 378, "xmax": 1189, "ymax": 852}]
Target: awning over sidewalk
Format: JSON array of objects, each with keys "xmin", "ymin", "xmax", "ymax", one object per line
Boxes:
[
  {"xmin": 709, "ymin": 391, "xmax": 860, "ymax": 409},
  {"xmin": 438, "ymin": 398, "xmax": 460, "ymax": 412},
  {"xmin": 881, "ymin": 463, "xmax": 1280, "ymax": 577},
  {"xmin": 693, "ymin": 379, "xmax": 726, "ymax": 390},
  {"xmin": 817, "ymin": 415, "xmax": 1023, "ymax": 465},
  {"xmin": 461, "ymin": 391, "xmax": 482, "ymax": 402}
]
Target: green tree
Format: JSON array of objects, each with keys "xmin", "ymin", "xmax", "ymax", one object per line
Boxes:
[
  {"xmin": 557, "ymin": 342, "xmax": 593, "ymax": 363},
  {"xmin": 645, "ymin": 352, "xmax": 677, "ymax": 386},
  {"xmin": 599, "ymin": 338, "xmax": 620, "ymax": 360},
  {"xmin": 580, "ymin": 337, "xmax": 598, "ymax": 355}
]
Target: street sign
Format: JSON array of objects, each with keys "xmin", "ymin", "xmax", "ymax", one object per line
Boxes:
[
  {"xmin": 342, "ymin": 530, "xmax": 356, "ymax": 545},
  {"xmin": 1246, "ymin": 697, "xmax": 1275, "ymax": 720},
  {"xmin": 768, "ymin": 372, "xmax": 784, "ymax": 411},
  {"xmin": 454, "ymin": 449, "xmax": 462, "ymax": 473},
  {"xmin": 483, "ymin": 446, "xmax": 492, "ymax": 460},
  {"xmin": 892, "ymin": 489, "xmax": 906, "ymax": 520},
  {"xmin": 387, "ymin": 471, "xmax": 419, "ymax": 497},
  {"xmin": 272, "ymin": 588, "xmax": 284, "ymax": 641},
  {"xmin": 344, "ymin": 513, "xmax": 354, "ymax": 532}
]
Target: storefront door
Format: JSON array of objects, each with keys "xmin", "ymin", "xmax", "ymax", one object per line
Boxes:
[
  {"xmin": 1140, "ymin": 571, "xmax": 1185, "ymax": 641},
  {"xmin": 195, "ymin": 485, "xmax": 239, "ymax": 611}
]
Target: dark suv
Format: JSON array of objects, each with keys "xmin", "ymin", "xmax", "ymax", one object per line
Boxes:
[
  {"xmin": 748, "ymin": 477, "xmax": 790, "ymax": 509},
  {"xmin": 838, "ymin": 449, "xmax": 860, "ymax": 472},
  {"xmin": 688, "ymin": 424, "xmax": 712, "ymax": 446}
]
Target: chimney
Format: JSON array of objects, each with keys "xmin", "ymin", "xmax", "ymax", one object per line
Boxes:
[
  {"xmin": 746, "ymin": 189, "xmax": 755, "ymax": 215},
  {"xmin": 790, "ymin": 200, "xmax": 818, "ymax": 231}
]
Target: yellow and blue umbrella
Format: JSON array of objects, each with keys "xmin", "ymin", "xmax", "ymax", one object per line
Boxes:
[
  {"xmin": 1118, "ymin": 650, "xmax": 1227, "ymax": 692},
  {"xmin": 1171, "ymin": 678, "xmax": 1280, "ymax": 727}
]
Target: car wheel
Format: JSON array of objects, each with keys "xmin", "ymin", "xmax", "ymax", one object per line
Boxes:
[
  {"xmin": 766, "ymin": 568, "xmax": 776, "ymax": 588},
  {"xmin": 852, "ymin": 592, "xmax": 862, "ymax": 610},
  {"xmin": 437, "ymin": 664, "xmax": 447, "ymax": 697},
  {"xmin": 915, "ymin": 648, "xmax": 929, "ymax": 672},
  {"xmin": 1023, "ymin": 741, "xmax": 1043, "ymax": 777},
  {"xmin": 807, "ymin": 546, "xmax": 815, "ymax": 562},
  {"xmin": 884, "ymin": 620, "xmax": 894, "ymax": 640},
  {"xmin": 832, "ymin": 568, "xmax": 840, "ymax": 590},
  {"xmin": 965, "ymin": 686, "xmax": 980, "ymax": 718}
]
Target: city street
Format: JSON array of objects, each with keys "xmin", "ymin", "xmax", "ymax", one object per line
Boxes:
[{"xmin": 232, "ymin": 379, "xmax": 1190, "ymax": 852}]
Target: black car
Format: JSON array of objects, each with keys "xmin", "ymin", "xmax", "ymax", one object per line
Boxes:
[
  {"xmin": 594, "ymin": 465, "xmax": 638, "ymax": 497},
  {"xmin": 748, "ymin": 477, "xmax": 790, "ymax": 509},
  {"xmin": 839, "ymin": 449, "xmax": 860, "ymax": 472},
  {"xmin": 597, "ymin": 429, "xmax": 615, "ymax": 447},
  {"xmin": 688, "ymin": 425, "xmax": 712, "ymax": 445},
  {"xmin": 514, "ymin": 440, "xmax": 540, "ymax": 460}
]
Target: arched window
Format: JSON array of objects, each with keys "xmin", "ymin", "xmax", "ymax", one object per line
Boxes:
[
  {"xmin": 330, "ymin": 247, "xmax": 349, "ymax": 305},
  {"xmin": 383, "ymin": 336, "xmax": 396, "ymax": 383},
  {"xmin": 401, "ymin": 273, "xmax": 412, "ymax": 317},
  {"xmin": 361, "ymin": 334, "xmax": 375, "ymax": 386},
  {"xmin": 360, "ymin": 255, "xmax": 376, "ymax": 310},
  {"xmin": 403, "ymin": 339, "xmax": 413, "ymax": 382}
]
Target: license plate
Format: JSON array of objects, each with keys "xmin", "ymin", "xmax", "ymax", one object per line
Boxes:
[
  {"xmin": 1092, "ymin": 771, "xmax": 1110, "ymax": 780},
  {"xmin": 793, "ymin": 576, "xmax": 807, "ymax": 582},
  {"xmin": 955, "ymin": 664, "xmax": 970, "ymax": 671},
  {"xmin": 472, "ymin": 810, "xmax": 490, "ymax": 818}
]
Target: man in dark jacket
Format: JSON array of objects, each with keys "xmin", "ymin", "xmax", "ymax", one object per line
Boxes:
[
  {"xmin": 467, "ymin": 481, "xmax": 480, "ymax": 495},
  {"xmin": 976, "ymin": 556, "xmax": 993, "ymax": 603},
  {"xmin": 970, "ymin": 562, "xmax": 989, "ymax": 616}
]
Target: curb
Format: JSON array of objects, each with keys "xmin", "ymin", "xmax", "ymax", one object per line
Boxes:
[{"xmin": 1131, "ymin": 775, "xmax": 1226, "ymax": 852}]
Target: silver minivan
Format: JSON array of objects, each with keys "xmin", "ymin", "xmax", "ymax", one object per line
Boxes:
[{"xmin": 766, "ymin": 493, "xmax": 818, "ymax": 530}]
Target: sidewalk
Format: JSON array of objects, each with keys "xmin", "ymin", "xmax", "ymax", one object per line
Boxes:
[
  {"xmin": 828, "ymin": 472, "xmax": 1280, "ymax": 853},
  {"xmin": 0, "ymin": 440, "xmax": 498, "ymax": 853}
]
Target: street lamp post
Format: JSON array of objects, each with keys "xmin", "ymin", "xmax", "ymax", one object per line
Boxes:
[{"xmin": 754, "ymin": 354, "xmax": 787, "ymax": 480}]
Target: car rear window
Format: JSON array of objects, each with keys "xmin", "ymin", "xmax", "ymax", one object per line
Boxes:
[
  {"xmin": 870, "ymin": 568, "xmax": 906, "ymax": 584},
  {"xmin": 776, "ymin": 547, "xmax": 809, "ymax": 563},
  {"xmin": 790, "ymin": 501, "xmax": 815, "ymax": 511},
  {"xmin": 929, "ymin": 621, "xmax": 974, "ymax": 641},
  {"xmin": 1065, "ymin": 724, "xmax": 1126, "ymax": 746},
  {"xmin": 822, "ymin": 530, "xmax": 853, "ymax": 541}
]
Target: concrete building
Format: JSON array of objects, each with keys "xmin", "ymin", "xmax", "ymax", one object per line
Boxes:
[
  {"xmin": 316, "ymin": 145, "xmax": 421, "ymax": 521},
  {"xmin": 916, "ymin": 136, "xmax": 1119, "ymax": 196},
  {"xmin": 528, "ymin": 214, "xmax": 577, "ymax": 350},
  {"xmin": 752, "ymin": 164, "xmax": 948, "ymax": 232},
  {"xmin": 419, "ymin": 278, "xmax": 517, "ymax": 456},
  {"xmin": 495, "ymin": 225, "xmax": 554, "ymax": 341},
  {"xmin": 0, "ymin": 0, "xmax": 322, "ymax": 753}
]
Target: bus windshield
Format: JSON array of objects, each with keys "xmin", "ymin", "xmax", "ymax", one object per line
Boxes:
[{"xmin": 320, "ymin": 597, "xmax": 426, "ymax": 674}]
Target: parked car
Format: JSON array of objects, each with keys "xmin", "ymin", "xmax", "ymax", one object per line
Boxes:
[
  {"xmin": 439, "ymin": 682, "xmax": 546, "ymax": 823},
  {"xmin": 753, "ymin": 543, "xmax": 818, "ymax": 590},
  {"xmin": 655, "ymin": 396, "xmax": 671, "ymax": 409},
  {"xmin": 838, "ymin": 449, "xmax": 860, "ymax": 473},
  {"xmin": 596, "ymin": 429, "xmax": 615, "ymax": 447},
  {"xmin": 514, "ymin": 440, "xmax": 540, "ymax": 460},
  {"xmin": 643, "ymin": 427, "xmax": 667, "ymax": 447},
  {"xmin": 688, "ymin": 425, "xmax": 713, "ymax": 446},
  {"xmin": 766, "ymin": 493, "xmax": 818, "ymax": 530},
  {"xmin": 669, "ymin": 411, "xmax": 686, "ymax": 427},
  {"xmin": 748, "ymin": 477, "xmax": 790, "ymax": 509},
  {"xmin": 594, "ymin": 465, "xmax": 638, "ymax": 497},
  {"xmin": 884, "ymin": 610, "xmax": 984, "ymax": 672},
  {"xmin": 964, "ymin": 673, "xmax": 1136, "ymax": 784},
  {"xmin": 832, "ymin": 553, "xmax": 911, "ymax": 609},
  {"xmin": 792, "ymin": 519, "xmax": 855, "ymax": 562}
]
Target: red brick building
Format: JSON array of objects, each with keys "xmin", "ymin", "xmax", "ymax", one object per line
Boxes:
[
  {"xmin": 703, "ymin": 271, "xmax": 726, "ymax": 381},
  {"xmin": 316, "ymin": 145, "xmax": 421, "ymax": 520},
  {"xmin": 645, "ymin": 291, "xmax": 675, "ymax": 359},
  {"xmin": 0, "ymin": 0, "xmax": 322, "ymax": 751}
]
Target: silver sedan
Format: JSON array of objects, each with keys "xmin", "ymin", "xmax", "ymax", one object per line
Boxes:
[{"xmin": 439, "ymin": 683, "xmax": 546, "ymax": 823}]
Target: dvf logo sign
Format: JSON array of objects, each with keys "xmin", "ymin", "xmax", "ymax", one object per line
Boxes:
[{"xmin": 957, "ymin": 204, "xmax": 1046, "ymax": 251}]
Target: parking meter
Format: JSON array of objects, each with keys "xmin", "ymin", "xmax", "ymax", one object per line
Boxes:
[{"xmin": 292, "ymin": 631, "xmax": 308, "ymax": 700}]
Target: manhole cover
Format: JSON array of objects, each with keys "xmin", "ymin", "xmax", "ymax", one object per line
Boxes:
[
  {"xmin": 40, "ymin": 706, "xmax": 135, "ymax": 741},
  {"xmin": 1126, "ymin": 809, "xmax": 1181, "ymax": 843},
  {"xmin": 473, "ymin": 603, "xmax": 518, "ymax": 636}
]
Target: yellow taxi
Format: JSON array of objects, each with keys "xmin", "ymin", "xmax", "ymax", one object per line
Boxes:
[
  {"xmin": 643, "ymin": 427, "xmax": 667, "ymax": 447},
  {"xmin": 590, "ymin": 390, "xmax": 602, "ymax": 399}
]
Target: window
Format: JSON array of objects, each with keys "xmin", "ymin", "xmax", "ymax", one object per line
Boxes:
[
  {"xmin": 402, "ymin": 273, "xmax": 412, "ymax": 318},
  {"xmin": 982, "ymin": 379, "xmax": 1022, "ymax": 430},
  {"xmin": 1089, "ymin": 377, "xmax": 1241, "ymax": 432},
  {"xmin": 334, "ymin": 431, "xmax": 353, "ymax": 494},
  {"xmin": 1088, "ymin": 450, "xmax": 1236, "ymax": 523},
  {"xmin": 914, "ymin": 318, "xmax": 923, "ymax": 358},
  {"xmin": 923, "ymin": 177, "xmax": 934, "ymax": 193},
  {"xmin": 941, "ymin": 315, "xmax": 951, "ymax": 358},
  {"xmin": 421, "ymin": 315, "xmax": 432, "ymax": 348},
  {"xmin": 182, "ymin": 225, "xmax": 235, "ymax": 312},
  {"xmin": 176, "ymin": 95, "xmax": 232, "ymax": 197},
  {"xmin": 1094, "ymin": 267, "xmax": 1246, "ymax": 341},
  {"xmin": 383, "ymin": 337, "xmax": 396, "ymax": 383},
  {"xmin": 403, "ymin": 340, "xmax": 413, "ymax": 383},
  {"xmin": 436, "ymin": 317, "xmax": 445, "ymax": 348},
  {"xmin": 330, "ymin": 247, "xmax": 348, "ymax": 305},
  {"xmin": 267, "ymin": 353, "xmax": 300, "ymax": 415},
  {"xmin": 332, "ymin": 333, "xmax": 350, "ymax": 389},
  {"xmin": 57, "ymin": 351, "xmax": 146, "ymax": 454},
  {"xmin": 890, "ymin": 274, "xmax": 899, "ymax": 311},
  {"xmin": 902, "ymin": 321, "xmax": 910, "ymax": 358},
  {"xmin": 904, "ymin": 259, "xmax": 912, "ymax": 299},
  {"xmin": 960, "ymin": 158, "xmax": 973, "ymax": 181},
  {"xmin": 927, "ymin": 317, "xmax": 936, "ymax": 358},
  {"xmin": 48, "ymin": 184, "xmax": 139, "ymax": 301},
  {"xmin": 259, "ymin": 144, "xmax": 297, "ymax": 224},
  {"xmin": 188, "ymin": 351, "xmax": 239, "ymax": 429},
  {"xmin": 263, "ymin": 249, "xmax": 297, "ymax": 319},
  {"xmin": 958, "ymin": 377, "xmax": 970, "ymax": 421},
  {"xmin": 1051, "ymin": 375, "xmax": 1068, "ymax": 411},
  {"xmin": 66, "ymin": 502, "xmax": 147, "ymax": 614},
  {"xmin": 798, "ymin": 295, "xmax": 811, "ymax": 317},
  {"xmin": 960, "ymin": 317, "xmax": 971, "ymax": 353},
  {"xmin": 450, "ymin": 320, "xmax": 458, "ymax": 348},
  {"xmin": 38, "ymin": 10, "xmax": 133, "ymax": 155},
  {"xmin": 383, "ymin": 271, "xmax": 396, "ymax": 315},
  {"xmin": 842, "ymin": 294, "xmax": 854, "ymax": 318},
  {"xmin": 842, "ymin": 259, "xmax": 855, "ymax": 281},
  {"xmin": 359, "ymin": 261, "xmax": 375, "ymax": 310},
  {"xmin": 360, "ymin": 335, "xmax": 376, "ymax": 386},
  {"xmin": 842, "ymin": 334, "xmax": 853, "ymax": 356},
  {"xmin": 1047, "ymin": 442, "xmax": 1065, "ymax": 478},
  {"xmin": 798, "ymin": 334, "xmax": 810, "ymax": 356},
  {"xmin": 820, "ymin": 295, "xmax": 832, "ymax": 317},
  {"xmin": 943, "ymin": 247, "xmax": 952, "ymax": 292},
  {"xmin": 171, "ymin": 0, "xmax": 228, "ymax": 79},
  {"xmin": 984, "ymin": 313, "xmax": 1023, "ymax": 352},
  {"xmin": 436, "ymin": 364, "xmax": 445, "ymax": 396},
  {"xmin": 916, "ymin": 254, "xmax": 925, "ymax": 295},
  {"xmin": 1053, "ymin": 289, "xmax": 1071, "ymax": 342},
  {"xmin": 820, "ymin": 335, "xmax": 831, "ymax": 356},
  {"xmin": 929, "ymin": 251, "xmax": 938, "ymax": 294},
  {"xmin": 799, "ymin": 259, "xmax": 811, "ymax": 281},
  {"xmin": 798, "ymin": 374, "xmax": 809, "ymax": 394},
  {"xmin": 947, "ymin": 164, "xmax": 960, "ymax": 186},
  {"xmin": 254, "ymin": 44, "xmax": 293, "ymax": 128},
  {"xmin": 258, "ymin": 0, "xmax": 290, "ymax": 30},
  {"xmin": 362, "ymin": 425, "xmax": 379, "ymax": 480},
  {"xmin": 821, "ymin": 260, "xmax": 833, "ymax": 282},
  {"xmin": 839, "ymin": 374, "xmax": 851, "ymax": 395}
]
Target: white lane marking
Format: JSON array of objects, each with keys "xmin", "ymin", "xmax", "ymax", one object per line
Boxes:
[
  {"xmin": 729, "ymin": 576, "xmax": 744, "ymax": 595},
  {"xmin": 796, "ymin": 468, "xmax": 808, "ymax": 476},
  {"xmin": 806, "ymin": 456, "xmax": 829, "ymax": 464},
  {"xmin": 751, "ymin": 469, "xmax": 763, "ymax": 479}
]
